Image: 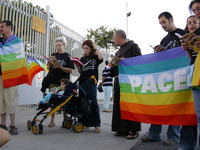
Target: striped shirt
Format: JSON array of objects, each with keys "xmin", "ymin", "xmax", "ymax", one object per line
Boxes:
[{"xmin": 102, "ymin": 66, "xmax": 113, "ymax": 86}]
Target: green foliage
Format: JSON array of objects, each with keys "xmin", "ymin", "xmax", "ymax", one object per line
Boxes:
[{"xmin": 86, "ymin": 25, "xmax": 117, "ymax": 51}]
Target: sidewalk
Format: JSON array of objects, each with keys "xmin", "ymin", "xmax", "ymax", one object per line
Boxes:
[
  {"xmin": 1, "ymin": 103, "xmax": 179, "ymax": 150},
  {"xmin": 130, "ymin": 131, "xmax": 178, "ymax": 150},
  {"xmin": 1, "ymin": 103, "xmax": 137, "ymax": 150}
]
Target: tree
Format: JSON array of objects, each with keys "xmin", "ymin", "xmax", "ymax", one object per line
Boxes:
[{"xmin": 86, "ymin": 25, "xmax": 117, "ymax": 52}]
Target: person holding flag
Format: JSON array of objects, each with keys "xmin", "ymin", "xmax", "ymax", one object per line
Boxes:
[{"xmin": 0, "ymin": 20, "xmax": 28, "ymax": 135}]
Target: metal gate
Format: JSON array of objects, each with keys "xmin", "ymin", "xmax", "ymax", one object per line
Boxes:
[{"xmin": 0, "ymin": 0, "xmax": 85, "ymax": 63}]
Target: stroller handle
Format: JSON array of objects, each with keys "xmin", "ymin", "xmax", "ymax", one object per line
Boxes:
[{"xmin": 90, "ymin": 75, "xmax": 97, "ymax": 85}]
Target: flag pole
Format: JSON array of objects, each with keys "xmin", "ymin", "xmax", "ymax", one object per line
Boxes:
[{"xmin": 126, "ymin": 3, "xmax": 128, "ymax": 38}]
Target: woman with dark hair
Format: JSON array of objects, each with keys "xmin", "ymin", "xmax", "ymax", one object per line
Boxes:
[
  {"xmin": 178, "ymin": 14, "xmax": 200, "ymax": 150},
  {"xmin": 184, "ymin": 15, "xmax": 200, "ymax": 34},
  {"xmin": 179, "ymin": 1, "xmax": 200, "ymax": 149},
  {"xmin": 76, "ymin": 40, "xmax": 103, "ymax": 133}
]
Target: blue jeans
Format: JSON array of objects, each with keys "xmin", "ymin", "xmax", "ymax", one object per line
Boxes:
[
  {"xmin": 192, "ymin": 87, "xmax": 200, "ymax": 149},
  {"xmin": 148, "ymin": 124, "xmax": 180, "ymax": 142},
  {"xmin": 103, "ymin": 86, "xmax": 112, "ymax": 110},
  {"xmin": 193, "ymin": 88, "xmax": 200, "ymax": 134},
  {"xmin": 178, "ymin": 87, "xmax": 200, "ymax": 150}
]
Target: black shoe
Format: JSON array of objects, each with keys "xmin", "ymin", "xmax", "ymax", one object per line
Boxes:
[
  {"xmin": 10, "ymin": 126, "xmax": 18, "ymax": 135},
  {"xmin": 114, "ymin": 131, "xmax": 128, "ymax": 136},
  {"xmin": 0, "ymin": 124, "xmax": 8, "ymax": 130}
]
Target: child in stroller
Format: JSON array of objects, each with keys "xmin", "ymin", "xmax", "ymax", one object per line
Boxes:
[
  {"xmin": 27, "ymin": 76, "xmax": 96, "ymax": 135},
  {"xmin": 37, "ymin": 78, "xmax": 70, "ymax": 127}
]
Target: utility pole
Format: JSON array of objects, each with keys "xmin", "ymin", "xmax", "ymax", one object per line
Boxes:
[
  {"xmin": 126, "ymin": 3, "xmax": 131, "ymax": 38},
  {"xmin": 126, "ymin": 3, "xmax": 128, "ymax": 38}
]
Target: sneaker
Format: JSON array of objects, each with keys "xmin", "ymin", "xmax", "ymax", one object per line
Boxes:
[
  {"xmin": 0, "ymin": 124, "xmax": 8, "ymax": 130},
  {"xmin": 10, "ymin": 126, "xmax": 18, "ymax": 135},
  {"xmin": 141, "ymin": 136, "xmax": 161, "ymax": 142},
  {"xmin": 162, "ymin": 139, "xmax": 177, "ymax": 146}
]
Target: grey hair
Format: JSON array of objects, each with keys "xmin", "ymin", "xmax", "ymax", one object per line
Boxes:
[
  {"xmin": 115, "ymin": 30, "xmax": 127, "ymax": 39},
  {"xmin": 55, "ymin": 37, "xmax": 67, "ymax": 47}
]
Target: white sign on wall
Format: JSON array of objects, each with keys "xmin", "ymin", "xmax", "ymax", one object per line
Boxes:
[{"xmin": 35, "ymin": 71, "xmax": 43, "ymax": 87}]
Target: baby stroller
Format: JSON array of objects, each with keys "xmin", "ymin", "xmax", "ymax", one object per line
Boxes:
[{"xmin": 26, "ymin": 75, "xmax": 97, "ymax": 135}]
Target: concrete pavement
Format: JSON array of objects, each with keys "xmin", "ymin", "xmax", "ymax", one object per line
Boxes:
[
  {"xmin": 1, "ymin": 103, "xmax": 179, "ymax": 150},
  {"xmin": 130, "ymin": 128, "xmax": 178, "ymax": 150}
]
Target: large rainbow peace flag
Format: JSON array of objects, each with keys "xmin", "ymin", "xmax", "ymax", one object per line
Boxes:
[
  {"xmin": 26, "ymin": 57, "xmax": 47, "ymax": 86},
  {"xmin": 0, "ymin": 35, "xmax": 29, "ymax": 88},
  {"xmin": 119, "ymin": 47, "xmax": 197, "ymax": 126}
]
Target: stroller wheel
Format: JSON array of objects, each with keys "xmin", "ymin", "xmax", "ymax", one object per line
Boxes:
[
  {"xmin": 38, "ymin": 124, "xmax": 43, "ymax": 134},
  {"xmin": 64, "ymin": 119, "xmax": 73, "ymax": 129},
  {"xmin": 62, "ymin": 120, "xmax": 65, "ymax": 128},
  {"xmin": 32, "ymin": 124, "xmax": 39, "ymax": 135},
  {"xmin": 27, "ymin": 120, "xmax": 32, "ymax": 130},
  {"xmin": 73, "ymin": 122, "xmax": 84, "ymax": 133}
]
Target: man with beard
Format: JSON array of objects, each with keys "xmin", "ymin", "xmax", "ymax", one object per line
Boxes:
[{"xmin": 110, "ymin": 29, "xmax": 142, "ymax": 139}]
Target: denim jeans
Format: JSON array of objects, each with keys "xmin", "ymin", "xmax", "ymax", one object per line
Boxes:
[
  {"xmin": 103, "ymin": 86, "xmax": 112, "ymax": 110},
  {"xmin": 178, "ymin": 87, "xmax": 200, "ymax": 150},
  {"xmin": 148, "ymin": 124, "xmax": 180, "ymax": 142},
  {"xmin": 193, "ymin": 88, "xmax": 200, "ymax": 134},
  {"xmin": 192, "ymin": 87, "xmax": 200, "ymax": 149}
]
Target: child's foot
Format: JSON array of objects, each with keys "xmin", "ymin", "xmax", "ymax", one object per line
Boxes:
[
  {"xmin": 48, "ymin": 122, "xmax": 55, "ymax": 127},
  {"xmin": 95, "ymin": 127, "xmax": 101, "ymax": 133}
]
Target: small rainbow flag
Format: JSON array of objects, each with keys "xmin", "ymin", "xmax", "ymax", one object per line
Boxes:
[
  {"xmin": 119, "ymin": 47, "xmax": 197, "ymax": 126},
  {"xmin": 0, "ymin": 35, "xmax": 29, "ymax": 88},
  {"xmin": 26, "ymin": 57, "xmax": 47, "ymax": 85}
]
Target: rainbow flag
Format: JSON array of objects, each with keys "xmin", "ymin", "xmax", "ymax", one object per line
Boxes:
[
  {"xmin": 119, "ymin": 47, "xmax": 197, "ymax": 126},
  {"xmin": 0, "ymin": 35, "xmax": 29, "ymax": 88},
  {"xmin": 26, "ymin": 57, "xmax": 47, "ymax": 85}
]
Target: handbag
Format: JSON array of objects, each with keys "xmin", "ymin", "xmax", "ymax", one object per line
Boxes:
[
  {"xmin": 77, "ymin": 96, "xmax": 91, "ymax": 117},
  {"xmin": 97, "ymin": 84, "xmax": 103, "ymax": 93}
]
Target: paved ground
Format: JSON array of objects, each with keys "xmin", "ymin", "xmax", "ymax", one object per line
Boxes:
[
  {"xmin": 131, "ymin": 132, "xmax": 178, "ymax": 150},
  {"xmin": 1, "ymin": 102, "xmax": 179, "ymax": 150}
]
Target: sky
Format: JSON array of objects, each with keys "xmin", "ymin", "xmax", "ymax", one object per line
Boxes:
[{"xmin": 27, "ymin": 0, "xmax": 192, "ymax": 55}]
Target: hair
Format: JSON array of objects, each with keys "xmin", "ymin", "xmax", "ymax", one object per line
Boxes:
[
  {"xmin": 189, "ymin": 0, "xmax": 200, "ymax": 13},
  {"xmin": 60, "ymin": 78, "xmax": 70, "ymax": 85},
  {"xmin": 0, "ymin": 20, "xmax": 13, "ymax": 31},
  {"xmin": 184, "ymin": 15, "xmax": 198, "ymax": 33},
  {"xmin": 115, "ymin": 30, "xmax": 126, "ymax": 39},
  {"xmin": 158, "ymin": 11, "xmax": 173, "ymax": 20},
  {"xmin": 55, "ymin": 37, "xmax": 67, "ymax": 47},
  {"xmin": 82, "ymin": 40, "xmax": 96, "ymax": 57},
  {"xmin": 105, "ymin": 60, "xmax": 109, "ymax": 65}
]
